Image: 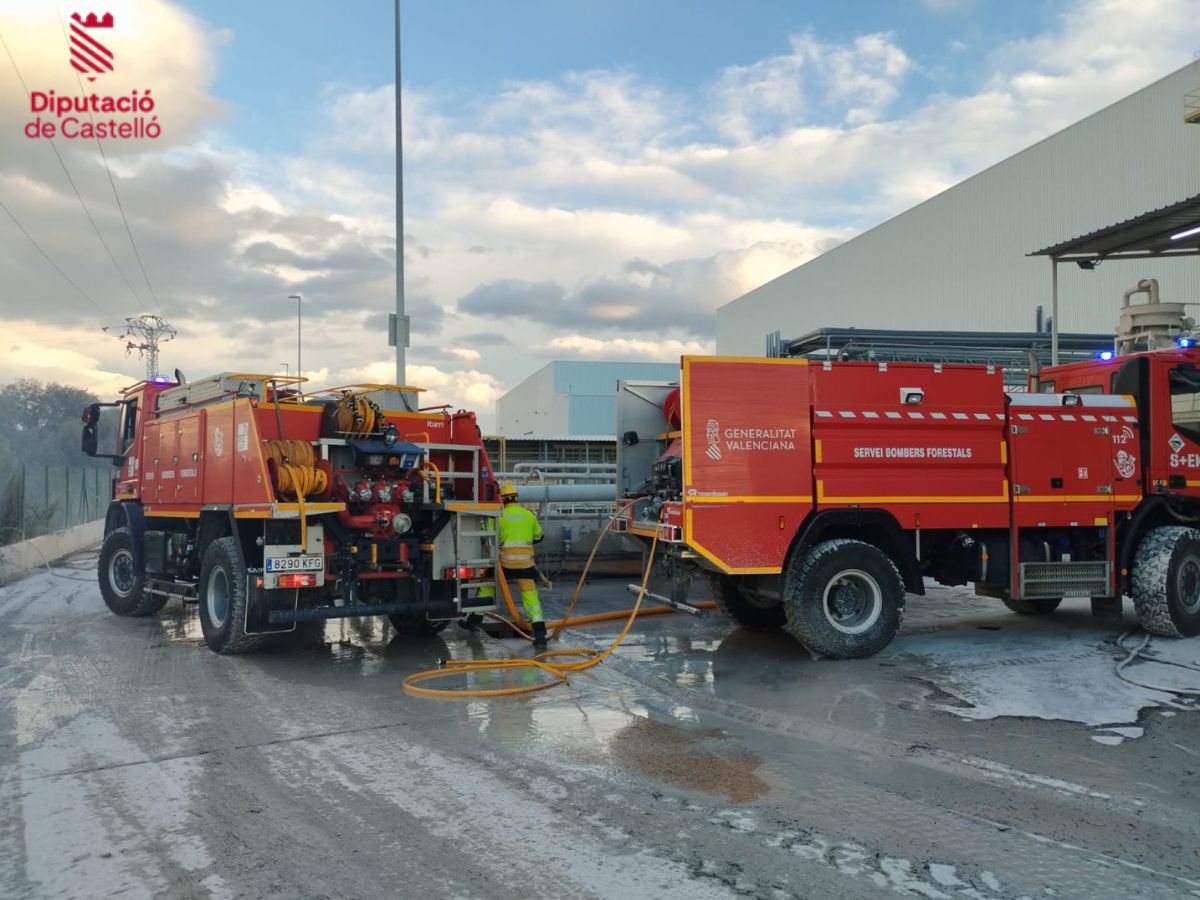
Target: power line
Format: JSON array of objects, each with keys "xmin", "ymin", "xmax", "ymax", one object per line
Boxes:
[
  {"xmin": 57, "ymin": 13, "xmax": 162, "ymax": 313},
  {"xmin": 0, "ymin": 28, "xmax": 143, "ymax": 315},
  {"xmin": 0, "ymin": 196, "xmax": 113, "ymax": 316}
]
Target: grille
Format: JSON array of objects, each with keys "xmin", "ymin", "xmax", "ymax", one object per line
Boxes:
[{"xmin": 1019, "ymin": 561, "xmax": 1110, "ymax": 599}]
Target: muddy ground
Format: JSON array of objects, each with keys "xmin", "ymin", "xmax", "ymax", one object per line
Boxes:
[{"xmin": 1, "ymin": 551, "xmax": 1198, "ymax": 899}]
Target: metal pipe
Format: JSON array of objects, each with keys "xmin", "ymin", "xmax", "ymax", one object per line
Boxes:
[
  {"xmin": 1122, "ymin": 278, "xmax": 1161, "ymax": 308},
  {"xmin": 508, "ymin": 483, "xmax": 615, "ymax": 503},
  {"xmin": 512, "ymin": 462, "xmax": 615, "ymax": 472},
  {"xmin": 624, "ymin": 584, "xmax": 709, "ymax": 617},
  {"xmin": 1050, "ymin": 257, "xmax": 1059, "ymax": 366},
  {"xmin": 496, "ymin": 471, "xmax": 615, "ymax": 481}
]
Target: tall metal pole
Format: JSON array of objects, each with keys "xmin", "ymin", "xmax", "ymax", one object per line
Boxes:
[
  {"xmin": 394, "ymin": 0, "xmax": 409, "ymax": 388},
  {"xmin": 289, "ymin": 294, "xmax": 302, "ymax": 379},
  {"xmin": 1050, "ymin": 257, "xmax": 1060, "ymax": 366}
]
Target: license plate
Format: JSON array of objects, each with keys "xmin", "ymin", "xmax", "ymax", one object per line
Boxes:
[{"xmin": 265, "ymin": 556, "xmax": 324, "ymax": 572}]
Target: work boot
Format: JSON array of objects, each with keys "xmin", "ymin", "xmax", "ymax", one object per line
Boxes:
[
  {"xmin": 459, "ymin": 613, "xmax": 483, "ymax": 632},
  {"xmin": 531, "ymin": 621, "xmax": 548, "ymax": 651}
]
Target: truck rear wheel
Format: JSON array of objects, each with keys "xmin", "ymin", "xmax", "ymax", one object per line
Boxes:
[
  {"xmin": 710, "ymin": 574, "xmax": 786, "ymax": 631},
  {"xmin": 1131, "ymin": 526, "xmax": 1200, "ymax": 638},
  {"xmin": 1001, "ymin": 596, "xmax": 1062, "ymax": 615},
  {"xmin": 98, "ymin": 527, "xmax": 166, "ymax": 617},
  {"xmin": 782, "ymin": 539, "xmax": 905, "ymax": 658},
  {"xmin": 198, "ymin": 537, "xmax": 264, "ymax": 654}
]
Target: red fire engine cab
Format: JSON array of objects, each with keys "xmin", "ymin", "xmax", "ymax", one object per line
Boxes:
[
  {"xmin": 615, "ymin": 352, "xmax": 1200, "ymax": 658},
  {"xmin": 83, "ymin": 373, "xmax": 501, "ymax": 653}
]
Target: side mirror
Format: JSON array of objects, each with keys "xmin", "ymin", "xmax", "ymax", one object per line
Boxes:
[
  {"xmin": 81, "ymin": 404, "xmax": 100, "ymax": 456},
  {"xmin": 622, "ymin": 430, "xmax": 640, "ymax": 446}
]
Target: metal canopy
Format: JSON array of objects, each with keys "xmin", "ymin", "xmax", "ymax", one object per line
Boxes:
[
  {"xmin": 1028, "ymin": 192, "xmax": 1200, "ymax": 262},
  {"xmin": 1026, "ymin": 192, "xmax": 1200, "ymax": 366}
]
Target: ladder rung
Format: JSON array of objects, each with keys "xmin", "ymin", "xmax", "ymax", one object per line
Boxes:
[
  {"xmin": 456, "ymin": 558, "xmax": 495, "ymax": 567},
  {"xmin": 459, "ymin": 530, "xmax": 495, "ymax": 538}
]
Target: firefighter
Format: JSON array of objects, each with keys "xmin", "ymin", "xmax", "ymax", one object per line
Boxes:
[{"xmin": 475, "ymin": 481, "xmax": 548, "ymax": 649}]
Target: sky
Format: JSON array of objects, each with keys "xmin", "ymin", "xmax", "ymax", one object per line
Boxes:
[{"xmin": 0, "ymin": 0, "xmax": 1199, "ymax": 430}]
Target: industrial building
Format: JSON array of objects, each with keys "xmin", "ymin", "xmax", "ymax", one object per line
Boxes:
[
  {"xmin": 717, "ymin": 61, "xmax": 1200, "ymax": 355},
  {"xmin": 495, "ymin": 360, "xmax": 678, "ymax": 437}
]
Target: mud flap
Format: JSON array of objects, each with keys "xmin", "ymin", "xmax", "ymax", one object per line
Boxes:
[
  {"xmin": 1091, "ymin": 595, "xmax": 1123, "ymax": 620},
  {"xmin": 244, "ymin": 577, "xmax": 299, "ymax": 634}
]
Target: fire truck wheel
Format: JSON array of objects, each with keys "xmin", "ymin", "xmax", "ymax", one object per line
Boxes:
[
  {"xmin": 710, "ymin": 575, "xmax": 786, "ymax": 631},
  {"xmin": 782, "ymin": 539, "xmax": 904, "ymax": 659},
  {"xmin": 1000, "ymin": 597, "xmax": 1062, "ymax": 615},
  {"xmin": 388, "ymin": 615, "xmax": 450, "ymax": 635},
  {"xmin": 98, "ymin": 527, "xmax": 166, "ymax": 617},
  {"xmin": 198, "ymin": 538, "xmax": 264, "ymax": 654},
  {"xmin": 1131, "ymin": 526, "xmax": 1200, "ymax": 638}
]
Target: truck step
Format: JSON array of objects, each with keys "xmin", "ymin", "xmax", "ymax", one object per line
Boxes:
[{"xmin": 1019, "ymin": 561, "xmax": 1110, "ymax": 599}]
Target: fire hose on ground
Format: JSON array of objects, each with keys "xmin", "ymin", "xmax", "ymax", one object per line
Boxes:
[{"xmin": 402, "ymin": 513, "xmax": 716, "ymax": 699}]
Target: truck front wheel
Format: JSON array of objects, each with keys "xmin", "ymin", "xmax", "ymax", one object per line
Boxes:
[
  {"xmin": 1131, "ymin": 526, "xmax": 1200, "ymax": 638},
  {"xmin": 198, "ymin": 537, "xmax": 264, "ymax": 654},
  {"xmin": 782, "ymin": 539, "xmax": 905, "ymax": 658},
  {"xmin": 98, "ymin": 526, "xmax": 166, "ymax": 617},
  {"xmin": 710, "ymin": 575, "xmax": 786, "ymax": 631}
]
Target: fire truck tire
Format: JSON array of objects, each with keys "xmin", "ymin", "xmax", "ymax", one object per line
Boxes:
[
  {"xmin": 1000, "ymin": 597, "xmax": 1062, "ymax": 615},
  {"xmin": 782, "ymin": 539, "xmax": 905, "ymax": 659},
  {"xmin": 710, "ymin": 575, "xmax": 786, "ymax": 631},
  {"xmin": 198, "ymin": 538, "xmax": 264, "ymax": 654},
  {"xmin": 99, "ymin": 527, "xmax": 165, "ymax": 616},
  {"xmin": 388, "ymin": 615, "xmax": 450, "ymax": 635},
  {"xmin": 1131, "ymin": 526, "xmax": 1200, "ymax": 638}
]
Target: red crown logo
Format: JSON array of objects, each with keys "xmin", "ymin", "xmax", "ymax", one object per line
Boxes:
[{"xmin": 69, "ymin": 11, "xmax": 114, "ymax": 82}]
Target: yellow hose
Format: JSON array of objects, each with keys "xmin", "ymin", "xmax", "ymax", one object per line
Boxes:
[
  {"xmin": 333, "ymin": 394, "xmax": 377, "ymax": 435},
  {"xmin": 264, "ymin": 440, "xmax": 328, "ymax": 548},
  {"xmin": 402, "ymin": 515, "xmax": 720, "ymax": 699}
]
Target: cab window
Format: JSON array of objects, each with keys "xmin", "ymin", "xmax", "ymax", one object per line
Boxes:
[
  {"xmin": 1065, "ymin": 385, "xmax": 1103, "ymax": 395},
  {"xmin": 119, "ymin": 399, "xmax": 138, "ymax": 454},
  {"xmin": 1038, "ymin": 380, "xmax": 1056, "ymax": 393},
  {"xmin": 1169, "ymin": 365, "xmax": 1200, "ymax": 443}
]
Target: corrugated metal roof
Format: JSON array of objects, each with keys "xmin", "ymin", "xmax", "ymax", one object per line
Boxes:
[{"xmin": 1028, "ymin": 192, "xmax": 1200, "ymax": 258}]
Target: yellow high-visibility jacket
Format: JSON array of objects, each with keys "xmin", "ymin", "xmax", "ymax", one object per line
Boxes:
[{"xmin": 493, "ymin": 503, "xmax": 542, "ymax": 569}]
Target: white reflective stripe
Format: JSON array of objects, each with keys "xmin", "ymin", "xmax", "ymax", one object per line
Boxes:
[
  {"xmin": 1082, "ymin": 415, "xmax": 1097, "ymax": 422},
  {"xmin": 1039, "ymin": 414, "xmax": 1054, "ymax": 421},
  {"xmin": 931, "ymin": 412, "xmax": 947, "ymax": 419},
  {"xmin": 952, "ymin": 413, "xmax": 968, "ymax": 420},
  {"xmin": 1122, "ymin": 416, "xmax": 1138, "ymax": 423},
  {"xmin": 815, "ymin": 410, "xmax": 833, "ymax": 418},
  {"xmin": 907, "ymin": 412, "xmax": 925, "ymax": 419},
  {"xmin": 974, "ymin": 413, "xmax": 990, "ymax": 420},
  {"xmin": 838, "ymin": 411, "xmax": 856, "ymax": 418},
  {"xmin": 1061, "ymin": 414, "xmax": 1076, "ymax": 421},
  {"xmin": 885, "ymin": 412, "xmax": 902, "ymax": 419},
  {"xmin": 504, "ymin": 541, "xmax": 533, "ymax": 548},
  {"xmin": 1017, "ymin": 414, "xmax": 1034, "ymax": 421},
  {"xmin": 862, "ymin": 411, "xmax": 880, "ymax": 418}
]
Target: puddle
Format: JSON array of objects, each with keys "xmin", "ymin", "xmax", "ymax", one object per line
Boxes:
[{"xmin": 606, "ymin": 717, "xmax": 768, "ymax": 803}]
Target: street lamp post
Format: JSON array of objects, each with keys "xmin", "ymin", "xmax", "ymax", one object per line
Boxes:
[
  {"xmin": 281, "ymin": 362, "xmax": 289, "ymax": 378},
  {"xmin": 288, "ymin": 294, "xmax": 302, "ymax": 379}
]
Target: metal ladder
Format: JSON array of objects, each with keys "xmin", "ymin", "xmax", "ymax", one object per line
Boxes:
[{"xmin": 454, "ymin": 510, "xmax": 500, "ymax": 613}]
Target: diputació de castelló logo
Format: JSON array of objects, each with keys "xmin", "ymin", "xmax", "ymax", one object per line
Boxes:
[{"xmin": 24, "ymin": 10, "xmax": 162, "ymax": 141}]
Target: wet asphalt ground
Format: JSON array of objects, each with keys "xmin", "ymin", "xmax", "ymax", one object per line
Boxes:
[{"xmin": 1, "ymin": 550, "xmax": 1199, "ymax": 899}]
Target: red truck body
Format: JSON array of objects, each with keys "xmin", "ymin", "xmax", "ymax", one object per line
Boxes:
[
  {"xmin": 85, "ymin": 374, "xmax": 501, "ymax": 653},
  {"xmin": 617, "ymin": 353, "xmax": 1199, "ymax": 657}
]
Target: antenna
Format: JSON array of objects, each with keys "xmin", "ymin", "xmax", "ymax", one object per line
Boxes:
[{"xmin": 104, "ymin": 314, "xmax": 177, "ymax": 379}]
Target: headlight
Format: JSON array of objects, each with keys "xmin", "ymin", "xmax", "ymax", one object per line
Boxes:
[{"xmin": 392, "ymin": 513, "xmax": 413, "ymax": 535}]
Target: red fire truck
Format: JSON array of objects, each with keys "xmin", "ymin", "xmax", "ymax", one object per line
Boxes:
[
  {"xmin": 615, "ymin": 352, "xmax": 1200, "ymax": 658},
  {"xmin": 83, "ymin": 373, "xmax": 501, "ymax": 653}
]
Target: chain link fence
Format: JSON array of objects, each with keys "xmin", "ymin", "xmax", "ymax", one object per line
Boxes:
[{"xmin": 0, "ymin": 465, "xmax": 112, "ymax": 546}]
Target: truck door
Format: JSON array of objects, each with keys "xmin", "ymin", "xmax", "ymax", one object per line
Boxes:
[{"xmin": 1160, "ymin": 361, "xmax": 1200, "ymax": 497}]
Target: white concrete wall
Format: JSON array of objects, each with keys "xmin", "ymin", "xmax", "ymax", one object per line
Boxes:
[
  {"xmin": 0, "ymin": 520, "xmax": 103, "ymax": 584},
  {"xmin": 717, "ymin": 61, "xmax": 1200, "ymax": 355},
  {"xmin": 496, "ymin": 365, "xmax": 565, "ymax": 435}
]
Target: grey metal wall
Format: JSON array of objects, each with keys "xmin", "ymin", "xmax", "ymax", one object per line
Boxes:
[{"xmin": 717, "ymin": 61, "xmax": 1200, "ymax": 354}]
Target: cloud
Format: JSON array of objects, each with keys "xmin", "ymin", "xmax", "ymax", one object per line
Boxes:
[
  {"xmin": 546, "ymin": 335, "xmax": 708, "ymax": 362},
  {"xmin": 3, "ymin": 0, "xmax": 1199, "ymax": 427}
]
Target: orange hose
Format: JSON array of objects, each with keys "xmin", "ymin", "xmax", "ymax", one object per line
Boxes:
[{"xmin": 403, "ymin": 513, "xmax": 669, "ymax": 699}]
